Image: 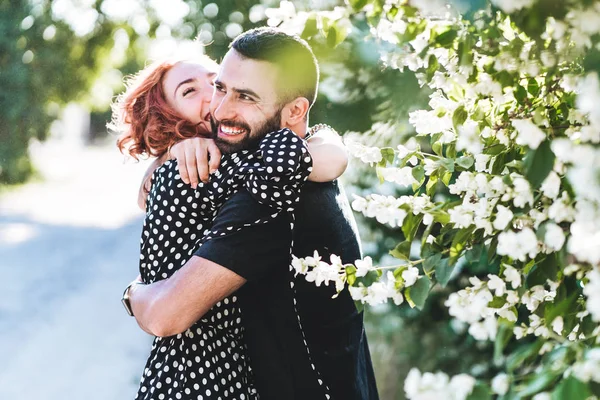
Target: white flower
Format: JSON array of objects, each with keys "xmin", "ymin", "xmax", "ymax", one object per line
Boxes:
[
  {"xmin": 493, "ymin": 205, "xmax": 514, "ymax": 231},
  {"xmin": 491, "ymin": 373, "xmax": 509, "ymax": 395},
  {"xmin": 351, "ymin": 196, "xmax": 368, "ymax": 213},
  {"xmin": 292, "ymin": 255, "xmax": 308, "ymax": 275},
  {"xmin": 345, "ymin": 139, "xmax": 383, "ymax": 164},
  {"xmin": 409, "ymin": 110, "xmax": 453, "ymax": 135},
  {"xmin": 457, "ymin": 120, "xmax": 484, "ymax": 154},
  {"xmin": 449, "ymin": 374, "xmax": 476, "ymax": 399},
  {"xmin": 474, "ymin": 154, "xmax": 490, "ymax": 172},
  {"xmin": 552, "ymin": 316, "xmax": 564, "ymax": 335},
  {"xmin": 365, "ymin": 281, "xmax": 390, "ymax": 306},
  {"xmin": 503, "ymin": 265, "xmax": 522, "ymax": 289},
  {"xmin": 532, "ymin": 393, "xmax": 551, "ymax": 400},
  {"xmin": 544, "ymin": 223, "xmax": 565, "ymax": 252},
  {"xmin": 540, "ymin": 172, "xmax": 561, "ymax": 199},
  {"xmin": 468, "ymin": 316, "xmax": 497, "ymax": 341},
  {"xmin": 348, "ymin": 285, "xmax": 367, "ymax": 302},
  {"xmin": 402, "ymin": 267, "xmax": 419, "ymax": 287},
  {"xmin": 497, "ymin": 228, "xmax": 539, "ymax": 261},
  {"xmin": 512, "ymin": 176, "xmax": 534, "ymax": 208},
  {"xmin": 512, "ymin": 119, "xmax": 546, "ymax": 149},
  {"xmin": 423, "ymin": 213, "xmax": 434, "ymax": 226},
  {"xmin": 355, "ymin": 256, "xmax": 374, "ymax": 278},
  {"xmin": 577, "ymin": 73, "xmax": 600, "ymax": 127},
  {"xmin": 487, "ymin": 274, "xmax": 506, "ymax": 296},
  {"xmin": 380, "ymin": 167, "xmax": 418, "ymax": 187},
  {"xmin": 423, "ymin": 158, "xmax": 439, "ymax": 176},
  {"xmin": 449, "ymin": 206, "xmax": 474, "ymax": 228},
  {"xmin": 305, "ymin": 258, "xmax": 343, "ymax": 288}
]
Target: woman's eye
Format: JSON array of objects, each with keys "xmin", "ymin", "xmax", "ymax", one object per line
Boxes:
[{"xmin": 182, "ymin": 87, "xmax": 195, "ymax": 96}]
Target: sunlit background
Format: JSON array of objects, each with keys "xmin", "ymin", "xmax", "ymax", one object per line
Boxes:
[{"xmin": 1, "ymin": 0, "xmax": 486, "ymax": 399}]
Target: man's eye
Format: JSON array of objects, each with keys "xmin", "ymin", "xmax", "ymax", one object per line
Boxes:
[
  {"xmin": 240, "ymin": 94, "xmax": 253, "ymax": 101},
  {"xmin": 182, "ymin": 87, "xmax": 195, "ymax": 96}
]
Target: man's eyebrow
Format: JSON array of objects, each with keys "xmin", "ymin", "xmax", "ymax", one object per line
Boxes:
[
  {"xmin": 214, "ymin": 79, "xmax": 261, "ymax": 100},
  {"xmin": 174, "ymin": 78, "xmax": 195, "ymax": 97}
]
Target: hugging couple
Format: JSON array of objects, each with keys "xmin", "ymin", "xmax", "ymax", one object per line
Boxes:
[{"xmin": 112, "ymin": 27, "xmax": 379, "ymax": 400}]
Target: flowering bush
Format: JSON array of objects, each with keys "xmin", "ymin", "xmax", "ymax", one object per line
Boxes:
[{"xmin": 272, "ymin": 0, "xmax": 600, "ymax": 398}]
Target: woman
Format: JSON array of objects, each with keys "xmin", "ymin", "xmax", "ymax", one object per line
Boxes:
[{"xmin": 111, "ymin": 55, "xmax": 348, "ymax": 400}]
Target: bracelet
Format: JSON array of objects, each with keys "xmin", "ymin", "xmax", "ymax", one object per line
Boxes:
[{"xmin": 306, "ymin": 123, "xmax": 337, "ymax": 141}]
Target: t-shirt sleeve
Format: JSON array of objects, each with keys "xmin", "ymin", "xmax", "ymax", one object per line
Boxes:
[{"xmin": 193, "ymin": 190, "xmax": 293, "ymax": 281}]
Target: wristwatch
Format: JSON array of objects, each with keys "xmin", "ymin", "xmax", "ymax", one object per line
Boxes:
[{"xmin": 121, "ymin": 282, "xmax": 136, "ymax": 317}]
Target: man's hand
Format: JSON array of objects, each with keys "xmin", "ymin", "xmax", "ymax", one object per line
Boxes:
[{"xmin": 168, "ymin": 138, "xmax": 221, "ymax": 188}]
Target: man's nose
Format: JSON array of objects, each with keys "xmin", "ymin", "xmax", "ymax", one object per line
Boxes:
[{"xmin": 212, "ymin": 94, "xmax": 236, "ymax": 122}]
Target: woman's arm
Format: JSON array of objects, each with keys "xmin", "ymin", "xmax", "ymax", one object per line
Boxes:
[
  {"xmin": 306, "ymin": 126, "xmax": 349, "ymax": 182},
  {"xmin": 137, "ymin": 153, "xmax": 168, "ymax": 210}
]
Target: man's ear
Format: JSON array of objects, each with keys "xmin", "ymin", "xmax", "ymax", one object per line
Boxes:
[{"xmin": 281, "ymin": 97, "xmax": 310, "ymax": 127}]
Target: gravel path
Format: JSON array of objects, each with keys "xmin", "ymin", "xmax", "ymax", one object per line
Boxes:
[{"xmin": 0, "ymin": 139, "xmax": 156, "ymax": 399}]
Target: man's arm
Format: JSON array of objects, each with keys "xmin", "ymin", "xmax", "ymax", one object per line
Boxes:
[
  {"xmin": 128, "ymin": 257, "xmax": 245, "ymax": 337},
  {"xmin": 129, "ymin": 190, "xmax": 292, "ymax": 337}
]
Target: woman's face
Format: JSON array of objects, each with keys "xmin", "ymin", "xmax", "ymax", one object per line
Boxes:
[{"xmin": 162, "ymin": 61, "xmax": 218, "ymax": 134}]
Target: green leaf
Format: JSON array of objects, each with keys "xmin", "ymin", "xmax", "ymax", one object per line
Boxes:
[
  {"xmin": 545, "ymin": 292, "xmax": 579, "ymax": 327},
  {"xmin": 326, "ymin": 20, "xmax": 349, "ymax": 48},
  {"xmin": 441, "ymin": 170, "xmax": 453, "ymax": 186},
  {"xmin": 423, "ymin": 253, "xmax": 442, "ymax": 274},
  {"xmin": 552, "ymin": 376, "xmax": 593, "ymax": 400},
  {"xmin": 515, "ymin": 84, "xmax": 527, "ymax": 104},
  {"xmin": 526, "ymin": 256, "xmax": 558, "ymax": 288},
  {"xmin": 412, "ymin": 165, "xmax": 425, "ymax": 183},
  {"xmin": 402, "ymin": 213, "xmax": 423, "ymax": 242},
  {"xmin": 346, "ymin": 265, "xmax": 357, "ymax": 286},
  {"xmin": 527, "ymin": 78, "xmax": 540, "ymax": 96},
  {"xmin": 301, "ymin": 15, "xmax": 319, "ymax": 38},
  {"xmin": 434, "ymin": 257, "xmax": 452, "ymax": 287},
  {"xmin": 524, "ymin": 139, "xmax": 555, "ymax": 189},
  {"xmin": 380, "ymin": 147, "xmax": 395, "ymax": 165},
  {"xmin": 426, "ymin": 174, "xmax": 439, "ymax": 196},
  {"xmin": 354, "ymin": 300, "xmax": 364, "ymax": 313},
  {"xmin": 519, "ymin": 368, "xmax": 562, "ymax": 397},
  {"xmin": 456, "ymin": 155, "xmax": 474, "ymax": 169},
  {"xmin": 438, "ymin": 158, "xmax": 455, "ymax": 173},
  {"xmin": 449, "ymin": 227, "xmax": 474, "ymax": 266},
  {"xmin": 506, "ymin": 340, "xmax": 544, "ymax": 372},
  {"xmin": 406, "ymin": 275, "xmax": 431, "ymax": 309},
  {"xmin": 435, "ymin": 28, "xmax": 458, "ymax": 48},
  {"xmin": 466, "ymin": 383, "xmax": 492, "ymax": 400},
  {"xmin": 494, "ymin": 322, "xmax": 513, "ymax": 366},
  {"xmin": 488, "ymin": 296, "xmax": 507, "ymax": 308},
  {"xmin": 348, "ymin": 0, "xmax": 369, "ymax": 11},
  {"xmin": 432, "ymin": 141, "xmax": 443, "ymax": 156},
  {"xmin": 390, "ymin": 240, "xmax": 411, "ymax": 261},
  {"xmin": 426, "ymin": 54, "xmax": 439, "ymax": 80},
  {"xmin": 453, "ymin": 105, "xmax": 468, "ymax": 130}
]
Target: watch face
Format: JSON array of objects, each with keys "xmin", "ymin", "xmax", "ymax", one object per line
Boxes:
[{"xmin": 122, "ymin": 297, "xmax": 134, "ymax": 317}]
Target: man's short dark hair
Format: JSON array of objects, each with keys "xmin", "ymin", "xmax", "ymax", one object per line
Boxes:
[{"xmin": 230, "ymin": 27, "xmax": 319, "ymax": 108}]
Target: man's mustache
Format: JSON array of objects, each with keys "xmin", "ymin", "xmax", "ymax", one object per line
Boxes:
[{"xmin": 210, "ymin": 116, "xmax": 252, "ymax": 134}]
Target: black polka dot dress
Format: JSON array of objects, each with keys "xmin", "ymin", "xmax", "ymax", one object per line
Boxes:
[{"xmin": 134, "ymin": 129, "xmax": 312, "ymax": 400}]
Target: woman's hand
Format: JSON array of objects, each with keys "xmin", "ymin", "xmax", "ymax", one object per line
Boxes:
[
  {"xmin": 306, "ymin": 126, "xmax": 349, "ymax": 182},
  {"xmin": 168, "ymin": 137, "xmax": 221, "ymax": 188}
]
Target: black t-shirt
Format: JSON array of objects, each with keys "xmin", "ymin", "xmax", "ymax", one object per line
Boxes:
[{"xmin": 195, "ymin": 181, "xmax": 379, "ymax": 400}]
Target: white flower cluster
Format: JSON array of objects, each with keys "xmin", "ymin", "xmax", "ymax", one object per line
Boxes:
[
  {"xmin": 497, "ymin": 228, "xmax": 539, "ymax": 261},
  {"xmin": 292, "ymin": 252, "xmax": 346, "ymax": 292},
  {"xmin": 345, "ymin": 139, "xmax": 383, "ymax": 165},
  {"xmin": 445, "ymin": 276, "xmax": 521, "ymax": 341},
  {"xmin": 349, "ymin": 270, "xmax": 405, "ymax": 306},
  {"xmin": 404, "ymin": 368, "xmax": 476, "ymax": 400},
  {"xmin": 352, "ymin": 193, "xmax": 433, "ymax": 228},
  {"xmin": 572, "ymin": 348, "xmax": 600, "ymax": 383}
]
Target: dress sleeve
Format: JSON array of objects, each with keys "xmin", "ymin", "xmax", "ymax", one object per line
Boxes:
[{"xmin": 239, "ymin": 128, "xmax": 312, "ymax": 212}]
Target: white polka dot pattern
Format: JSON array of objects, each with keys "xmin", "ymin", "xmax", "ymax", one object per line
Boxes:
[{"xmin": 135, "ymin": 129, "xmax": 312, "ymax": 399}]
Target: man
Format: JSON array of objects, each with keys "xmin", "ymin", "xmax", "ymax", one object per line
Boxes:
[{"xmin": 128, "ymin": 27, "xmax": 379, "ymax": 399}]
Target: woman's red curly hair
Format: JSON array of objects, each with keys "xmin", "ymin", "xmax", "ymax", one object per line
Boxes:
[{"xmin": 110, "ymin": 56, "xmax": 217, "ymax": 159}]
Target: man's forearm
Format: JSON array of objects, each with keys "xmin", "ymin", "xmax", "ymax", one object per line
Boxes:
[{"xmin": 129, "ymin": 255, "xmax": 246, "ymax": 338}]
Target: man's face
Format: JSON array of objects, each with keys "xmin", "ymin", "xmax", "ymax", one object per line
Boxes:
[
  {"xmin": 162, "ymin": 61, "xmax": 217, "ymax": 134},
  {"xmin": 210, "ymin": 50, "xmax": 283, "ymax": 153}
]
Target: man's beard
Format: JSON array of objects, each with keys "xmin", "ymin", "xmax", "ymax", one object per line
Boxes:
[{"xmin": 211, "ymin": 112, "xmax": 282, "ymax": 154}]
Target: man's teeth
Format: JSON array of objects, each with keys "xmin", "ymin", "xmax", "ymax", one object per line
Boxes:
[{"xmin": 221, "ymin": 126, "xmax": 245, "ymax": 134}]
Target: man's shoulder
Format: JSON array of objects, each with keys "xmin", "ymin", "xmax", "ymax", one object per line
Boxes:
[{"xmin": 219, "ymin": 189, "xmax": 283, "ymax": 223}]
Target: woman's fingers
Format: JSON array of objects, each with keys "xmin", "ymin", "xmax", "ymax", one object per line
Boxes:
[
  {"xmin": 196, "ymin": 145, "xmax": 210, "ymax": 184},
  {"xmin": 207, "ymin": 141, "xmax": 222, "ymax": 174},
  {"xmin": 184, "ymin": 144, "xmax": 200, "ymax": 188}
]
